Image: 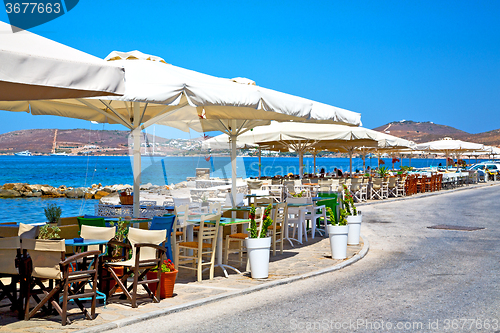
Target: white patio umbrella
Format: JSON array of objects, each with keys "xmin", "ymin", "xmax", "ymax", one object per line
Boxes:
[
  {"xmin": 415, "ymin": 137, "xmax": 484, "ymax": 167},
  {"xmin": 203, "ymin": 122, "xmax": 413, "ymax": 176},
  {"xmin": 0, "ymin": 51, "xmax": 362, "ymax": 215},
  {"xmin": 0, "ymin": 21, "xmax": 125, "ymax": 100}
]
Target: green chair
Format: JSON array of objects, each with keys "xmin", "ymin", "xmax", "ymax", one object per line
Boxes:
[
  {"xmin": 316, "ymin": 198, "xmax": 338, "ymax": 224},
  {"xmin": 77, "ymin": 217, "xmax": 106, "ymax": 229}
]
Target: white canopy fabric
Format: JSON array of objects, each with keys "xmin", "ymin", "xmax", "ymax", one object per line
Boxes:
[
  {"xmin": 415, "ymin": 137, "xmax": 485, "ymax": 167},
  {"xmin": 0, "ymin": 50, "xmax": 362, "ymax": 214},
  {"xmin": 203, "ymin": 122, "xmax": 413, "ymax": 175},
  {"xmin": 0, "ymin": 21, "xmax": 125, "ymax": 101}
]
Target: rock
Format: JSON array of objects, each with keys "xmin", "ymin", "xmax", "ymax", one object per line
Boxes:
[
  {"xmin": 65, "ymin": 188, "xmax": 85, "ymax": 198},
  {"xmin": 23, "ymin": 191, "xmax": 42, "ymax": 197},
  {"xmin": 102, "ymin": 187, "xmax": 114, "ymax": 193},
  {"xmin": 140, "ymin": 183, "xmax": 153, "ymax": 190},
  {"xmin": 58, "ymin": 185, "xmax": 67, "ymax": 191},
  {"xmin": 84, "ymin": 192, "xmax": 94, "ymax": 200},
  {"xmin": 0, "ymin": 189, "xmax": 21, "ymax": 197},
  {"xmin": 94, "ymin": 190, "xmax": 110, "ymax": 200}
]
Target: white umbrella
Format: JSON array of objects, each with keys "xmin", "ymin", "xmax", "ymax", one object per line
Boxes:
[
  {"xmin": 415, "ymin": 137, "xmax": 484, "ymax": 167},
  {"xmin": 0, "ymin": 21, "xmax": 125, "ymax": 100},
  {"xmin": 0, "ymin": 51, "xmax": 362, "ymax": 215},
  {"xmin": 203, "ymin": 122, "xmax": 413, "ymax": 175}
]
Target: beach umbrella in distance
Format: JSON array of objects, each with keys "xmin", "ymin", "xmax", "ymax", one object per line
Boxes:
[
  {"xmin": 203, "ymin": 122, "xmax": 413, "ymax": 175},
  {"xmin": 0, "ymin": 21, "xmax": 125, "ymax": 100},
  {"xmin": 0, "ymin": 50, "xmax": 362, "ymax": 215},
  {"xmin": 415, "ymin": 137, "xmax": 484, "ymax": 168}
]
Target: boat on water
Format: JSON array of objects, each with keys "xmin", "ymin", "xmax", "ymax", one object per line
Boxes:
[
  {"xmin": 50, "ymin": 152, "xmax": 70, "ymax": 156},
  {"xmin": 14, "ymin": 150, "xmax": 32, "ymax": 156}
]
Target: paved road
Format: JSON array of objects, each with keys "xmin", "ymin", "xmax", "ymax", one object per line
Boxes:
[{"xmin": 110, "ymin": 185, "xmax": 500, "ymax": 333}]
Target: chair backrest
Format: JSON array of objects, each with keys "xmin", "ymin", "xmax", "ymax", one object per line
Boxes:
[
  {"xmin": 18, "ymin": 223, "xmax": 39, "ymax": 239},
  {"xmin": 0, "ymin": 236, "xmax": 20, "ymax": 275},
  {"xmin": 247, "ymin": 180, "xmax": 263, "ymax": 190},
  {"xmin": 127, "ymin": 227, "xmax": 166, "ymax": 262},
  {"xmin": 372, "ymin": 177, "xmax": 383, "ymax": 188},
  {"xmin": 271, "ymin": 178, "xmax": 282, "ymax": 185},
  {"xmin": 273, "ymin": 203, "xmax": 288, "ymax": 228},
  {"xmin": 150, "ymin": 215, "xmax": 175, "ymax": 237},
  {"xmin": 301, "ymin": 179, "xmax": 311, "ymax": 184},
  {"xmin": 283, "ymin": 180, "xmax": 295, "ymax": 193},
  {"xmin": 388, "ymin": 177, "xmax": 398, "ymax": 187},
  {"xmin": 198, "ymin": 214, "xmax": 220, "ymax": 245},
  {"xmin": 174, "ymin": 204, "xmax": 189, "ymax": 229},
  {"xmin": 208, "ymin": 202, "xmax": 222, "ymax": 215},
  {"xmin": 77, "ymin": 217, "xmax": 105, "ymax": 228},
  {"xmin": 22, "ymin": 238, "xmax": 65, "ymax": 279},
  {"xmin": 0, "ymin": 225, "xmax": 20, "ymax": 238},
  {"xmin": 173, "ymin": 197, "xmax": 191, "ymax": 207},
  {"xmin": 255, "ymin": 197, "xmax": 274, "ymax": 205},
  {"xmin": 58, "ymin": 216, "xmax": 80, "ymax": 226},
  {"xmin": 80, "ymin": 225, "xmax": 116, "ymax": 241}
]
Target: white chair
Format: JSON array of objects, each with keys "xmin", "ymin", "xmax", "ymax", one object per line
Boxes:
[
  {"xmin": 269, "ymin": 203, "xmax": 287, "ymax": 255},
  {"xmin": 305, "ymin": 200, "xmax": 327, "ymax": 238},
  {"xmin": 387, "ymin": 177, "xmax": 399, "ymax": 197},
  {"xmin": 286, "ymin": 197, "xmax": 309, "ymax": 245},
  {"xmin": 371, "ymin": 178, "xmax": 388, "ymax": 199},
  {"xmin": 350, "ymin": 178, "xmax": 367, "ymax": 202}
]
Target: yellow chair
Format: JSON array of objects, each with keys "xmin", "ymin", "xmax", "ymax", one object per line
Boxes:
[
  {"xmin": 176, "ymin": 214, "xmax": 220, "ymax": 282},
  {"xmin": 268, "ymin": 203, "xmax": 287, "ymax": 256}
]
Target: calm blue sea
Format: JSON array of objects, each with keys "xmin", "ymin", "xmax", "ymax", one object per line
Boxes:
[{"xmin": 0, "ymin": 155, "xmax": 449, "ymax": 222}]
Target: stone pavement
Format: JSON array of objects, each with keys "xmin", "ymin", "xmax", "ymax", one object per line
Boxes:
[{"xmin": 0, "ymin": 232, "xmax": 365, "ymax": 333}]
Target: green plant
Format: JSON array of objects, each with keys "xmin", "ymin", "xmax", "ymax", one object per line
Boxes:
[
  {"xmin": 151, "ymin": 259, "xmax": 175, "ymax": 273},
  {"xmin": 400, "ymin": 166, "xmax": 413, "ymax": 172},
  {"xmin": 38, "ymin": 224, "xmax": 61, "ymax": 239},
  {"xmin": 108, "ymin": 217, "xmax": 130, "ymax": 257},
  {"xmin": 342, "ymin": 185, "xmax": 357, "ymax": 216},
  {"xmin": 247, "ymin": 204, "xmax": 274, "ymax": 238},
  {"xmin": 327, "ymin": 207, "xmax": 347, "ymax": 226},
  {"xmin": 292, "ymin": 190, "xmax": 306, "ymax": 197},
  {"xmin": 44, "ymin": 203, "xmax": 62, "ymax": 223},
  {"xmin": 377, "ymin": 166, "xmax": 390, "ymax": 178}
]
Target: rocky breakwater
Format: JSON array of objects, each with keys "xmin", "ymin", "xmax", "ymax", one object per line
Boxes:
[{"xmin": 0, "ymin": 183, "xmax": 134, "ymax": 200}]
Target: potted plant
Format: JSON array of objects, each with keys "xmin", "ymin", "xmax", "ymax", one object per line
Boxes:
[
  {"xmin": 38, "ymin": 224, "xmax": 61, "ymax": 239},
  {"xmin": 146, "ymin": 259, "xmax": 177, "ymax": 299},
  {"xmin": 103, "ymin": 218, "xmax": 131, "ymax": 294},
  {"xmin": 245, "ymin": 204, "xmax": 273, "ymax": 279},
  {"xmin": 376, "ymin": 166, "xmax": 390, "ymax": 178},
  {"xmin": 44, "ymin": 203, "xmax": 62, "ymax": 224},
  {"xmin": 326, "ymin": 206, "xmax": 348, "ymax": 259},
  {"xmin": 342, "ymin": 185, "xmax": 362, "ymax": 245}
]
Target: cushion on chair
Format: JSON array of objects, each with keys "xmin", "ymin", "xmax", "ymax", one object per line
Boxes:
[
  {"xmin": 228, "ymin": 233, "xmax": 248, "ymax": 239},
  {"xmin": 178, "ymin": 241, "xmax": 212, "ymax": 249}
]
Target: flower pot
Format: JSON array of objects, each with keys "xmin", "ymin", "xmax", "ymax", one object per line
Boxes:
[
  {"xmin": 346, "ymin": 213, "xmax": 362, "ymax": 245},
  {"xmin": 146, "ymin": 270, "xmax": 178, "ymax": 299},
  {"xmin": 245, "ymin": 237, "xmax": 271, "ymax": 279},
  {"xmin": 327, "ymin": 225, "xmax": 348, "ymax": 259},
  {"xmin": 100, "ymin": 266, "xmax": 124, "ymax": 294}
]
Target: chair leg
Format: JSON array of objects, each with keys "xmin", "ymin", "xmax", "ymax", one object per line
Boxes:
[
  {"xmin": 224, "ymin": 236, "xmax": 230, "ymax": 264},
  {"xmin": 197, "ymin": 251, "xmax": 203, "ymax": 282}
]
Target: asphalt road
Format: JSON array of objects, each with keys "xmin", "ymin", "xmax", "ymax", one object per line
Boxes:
[{"xmin": 109, "ymin": 184, "xmax": 500, "ymax": 333}]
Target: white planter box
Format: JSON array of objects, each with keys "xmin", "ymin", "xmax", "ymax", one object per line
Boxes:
[
  {"xmin": 245, "ymin": 237, "xmax": 271, "ymax": 279},
  {"xmin": 347, "ymin": 213, "xmax": 362, "ymax": 245},
  {"xmin": 327, "ymin": 224, "xmax": 348, "ymax": 259}
]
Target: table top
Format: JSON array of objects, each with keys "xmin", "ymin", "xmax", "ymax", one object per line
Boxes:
[
  {"xmin": 187, "ymin": 217, "xmax": 251, "ymax": 226},
  {"xmin": 65, "ymin": 238, "xmax": 109, "ymax": 246},
  {"xmin": 245, "ymin": 194, "xmax": 271, "ymax": 197},
  {"xmin": 89, "ymin": 217, "xmax": 152, "ymax": 223}
]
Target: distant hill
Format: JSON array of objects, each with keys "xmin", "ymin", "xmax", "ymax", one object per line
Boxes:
[
  {"xmin": 0, "ymin": 129, "xmax": 203, "ymax": 155},
  {"xmin": 373, "ymin": 121, "xmax": 500, "ymax": 146}
]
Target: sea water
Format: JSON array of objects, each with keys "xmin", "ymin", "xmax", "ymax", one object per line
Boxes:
[{"xmin": 0, "ymin": 155, "xmax": 448, "ymax": 222}]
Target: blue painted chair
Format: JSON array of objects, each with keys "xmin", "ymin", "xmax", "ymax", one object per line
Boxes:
[{"xmin": 149, "ymin": 215, "xmax": 175, "ymax": 261}]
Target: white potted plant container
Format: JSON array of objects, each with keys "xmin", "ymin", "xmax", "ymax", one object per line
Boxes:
[
  {"xmin": 326, "ymin": 206, "xmax": 348, "ymax": 260},
  {"xmin": 342, "ymin": 185, "xmax": 362, "ymax": 246},
  {"xmin": 245, "ymin": 204, "xmax": 273, "ymax": 279}
]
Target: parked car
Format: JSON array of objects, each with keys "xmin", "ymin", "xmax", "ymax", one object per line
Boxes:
[{"xmin": 468, "ymin": 162, "xmax": 500, "ymax": 177}]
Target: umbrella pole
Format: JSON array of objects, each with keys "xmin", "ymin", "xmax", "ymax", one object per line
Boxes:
[
  {"xmin": 230, "ymin": 131, "xmax": 237, "ymax": 207},
  {"xmin": 132, "ymin": 103, "xmax": 141, "ymax": 218},
  {"xmin": 313, "ymin": 151, "xmax": 316, "ymax": 175},
  {"xmin": 299, "ymin": 151, "xmax": 304, "ymax": 178},
  {"xmin": 349, "ymin": 149, "xmax": 353, "ymax": 175},
  {"xmin": 258, "ymin": 146, "xmax": 262, "ymax": 178}
]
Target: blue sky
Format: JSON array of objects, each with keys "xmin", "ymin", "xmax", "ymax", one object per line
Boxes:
[{"xmin": 1, "ymin": 0, "xmax": 499, "ymax": 139}]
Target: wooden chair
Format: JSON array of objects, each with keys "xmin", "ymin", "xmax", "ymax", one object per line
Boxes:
[
  {"xmin": 387, "ymin": 177, "xmax": 398, "ymax": 197},
  {"xmin": 224, "ymin": 208, "xmax": 264, "ymax": 266},
  {"xmin": 176, "ymin": 215, "xmax": 220, "ymax": 282},
  {"xmin": 104, "ymin": 228, "xmax": 166, "ymax": 308},
  {"xmin": 22, "ymin": 238, "xmax": 100, "ymax": 325},
  {"xmin": 149, "ymin": 215, "xmax": 176, "ymax": 261},
  {"xmin": 18, "ymin": 223, "xmax": 39, "ymax": 239},
  {"xmin": 269, "ymin": 203, "xmax": 287, "ymax": 256},
  {"xmin": 371, "ymin": 178, "xmax": 388, "ymax": 199},
  {"xmin": 80, "ymin": 225, "xmax": 115, "ymax": 252}
]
